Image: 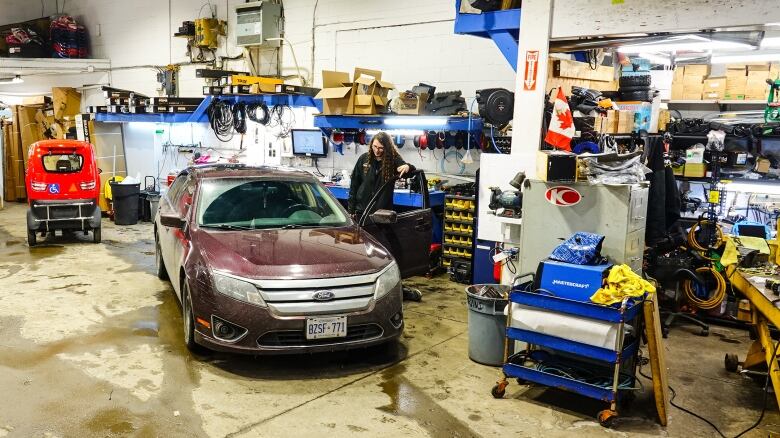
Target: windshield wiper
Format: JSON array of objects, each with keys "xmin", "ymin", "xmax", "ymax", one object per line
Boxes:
[
  {"xmin": 202, "ymin": 224, "xmax": 254, "ymax": 231},
  {"xmin": 279, "ymin": 224, "xmax": 329, "ymax": 230}
]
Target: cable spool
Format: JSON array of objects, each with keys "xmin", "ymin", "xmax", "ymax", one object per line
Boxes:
[
  {"xmin": 683, "ymin": 266, "xmax": 726, "ymax": 310},
  {"xmin": 688, "ymin": 220, "xmax": 724, "ymax": 253},
  {"xmin": 455, "ymin": 131, "xmax": 465, "ymax": 150},
  {"xmin": 331, "ymin": 131, "xmax": 344, "ymax": 145},
  {"xmin": 427, "ymin": 131, "xmax": 437, "ymax": 150},
  {"xmin": 476, "ymin": 88, "xmax": 514, "ymax": 128},
  {"xmin": 436, "ymin": 131, "xmax": 446, "ymax": 149},
  {"xmin": 419, "ymin": 133, "xmax": 428, "ymax": 150},
  {"xmin": 247, "ymin": 101, "xmax": 270, "ymax": 125},
  {"xmin": 395, "ymin": 134, "xmax": 405, "ymax": 148},
  {"xmin": 357, "ymin": 129, "xmax": 367, "ymax": 145}
]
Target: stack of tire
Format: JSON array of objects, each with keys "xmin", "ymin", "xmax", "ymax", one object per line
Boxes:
[{"xmin": 619, "ymin": 74, "xmax": 655, "ymax": 102}]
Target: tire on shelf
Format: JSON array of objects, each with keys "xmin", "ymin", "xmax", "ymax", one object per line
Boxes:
[
  {"xmin": 619, "ymin": 75, "xmax": 651, "ymax": 87},
  {"xmin": 618, "ymin": 85, "xmax": 651, "ymax": 92},
  {"xmin": 620, "ymin": 89, "xmax": 654, "ymax": 101}
]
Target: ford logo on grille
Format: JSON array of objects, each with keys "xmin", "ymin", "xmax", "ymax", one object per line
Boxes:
[{"xmin": 312, "ymin": 290, "xmax": 335, "ymax": 301}]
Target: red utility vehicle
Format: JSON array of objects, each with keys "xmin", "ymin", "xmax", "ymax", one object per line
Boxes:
[{"xmin": 25, "ymin": 139, "xmax": 102, "ymax": 246}]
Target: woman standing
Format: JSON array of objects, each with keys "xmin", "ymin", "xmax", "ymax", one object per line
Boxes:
[{"xmin": 348, "ymin": 131, "xmax": 413, "ymax": 218}]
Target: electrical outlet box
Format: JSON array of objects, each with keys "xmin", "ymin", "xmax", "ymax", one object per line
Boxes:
[
  {"xmin": 233, "ymin": 1, "xmax": 281, "ymax": 47},
  {"xmin": 280, "ymin": 137, "xmax": 293, "ymax": 157}
]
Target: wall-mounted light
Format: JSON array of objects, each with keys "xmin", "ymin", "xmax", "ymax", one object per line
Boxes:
[
  {"xmin": 711, "ymin": 52, "xmax": 780, "ymax": 64},
  {"xmin": 366, "ymin": 129, "xmax": 425, "ymax": 136},
  {"xmin": 383, "ymin": 117, "xmax": 448, "ymax": 127},
  {"xmin": 0, "ymin": 75, "xmax": 24, "ymax": 84},
  {"xmin": 618, "ymin": 35, "xmax": 753, "ymax": 54},
  {"xmin": 722, "ymin": 181, "xmax": 780, "ymax": 195}
]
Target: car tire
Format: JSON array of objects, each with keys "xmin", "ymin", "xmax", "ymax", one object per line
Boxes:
[
  {"xmin": 155, "ymin": 233, "xmax": 169, "ymax": 280},
  {"xmin": 619, "ymin": 75, "xmax": 651, "ymax": 87},
  {"xmin": 619, "ymin": 85, "xmax": 651, "ymax": 92},
  {"xmin": 182, "ymin": 281, "xmax": 206, "ymax": 354},
  {"xmin": 27, "ymin": 229, "xmax": 37, "ymax": 247},
  {"xmin": 93, "ymin": 227, "xmax": 101, "ymax": 244},
  {"xmin": 620, "ymin": 89, "xmax": 655, "ymax": 101}
]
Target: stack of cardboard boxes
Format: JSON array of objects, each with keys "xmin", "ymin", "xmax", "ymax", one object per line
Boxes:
[
  {"xmin": 315, "ymin": 68, "xmax": 394, "ymax": 115},
  {"xmin": 671, "ymin": 63, "xmax": 779, "ymax": 101},
  {"xmin": 671, "ymin": 64, "xmax": 709, "ymax": 100}
]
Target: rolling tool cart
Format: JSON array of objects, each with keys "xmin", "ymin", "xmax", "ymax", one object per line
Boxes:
[
  {"xmin": 491, "ymin": 274, "xmax": 645, "ymax": 428},
  {"xmin": 442, "ymin": 194, "xmax": 476, "ymax": 282}
]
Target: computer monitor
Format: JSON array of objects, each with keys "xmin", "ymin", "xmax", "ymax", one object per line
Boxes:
[{"xmin": 291, "ymin": 129, "xmax": 327, "ymax": 158}]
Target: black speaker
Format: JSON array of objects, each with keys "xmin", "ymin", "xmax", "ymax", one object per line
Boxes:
[{"xmin": 476, "ymin": 88, "xmax": 514, "ymax": 128}]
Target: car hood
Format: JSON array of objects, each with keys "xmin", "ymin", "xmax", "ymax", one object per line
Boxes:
[{"xmin": 192, "ymin": 226, "xmax": 393, "ymax": 280}]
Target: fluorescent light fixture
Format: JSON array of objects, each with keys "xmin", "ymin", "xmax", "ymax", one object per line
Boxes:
[
  {"xmin": 383, "ymin": 117, "xmax": 448, "ymax": 127},
  {"xmin": 366, "ymin": 129, "xmax": 425, "ymax": 136},
  {"xmin": 618, "ymin": 35, "xmax": 752, "ymax": 54},
  {"xmin": 711, "ymin": 52, "xmax": 780, "ymax": 63},
  {"xmin": 637, "ymin": 52, "xmax": 671, "ymax": 66},
  {"xmin": 0, "ymin": 75, "xmax": 23, "ymax": 84},
  {"xmin": 722, "ymin": 181, "xmax": 780, "ymax": 195},
  {"xmin": 767, "ymin": 23, "xmax": 780, "ymax": 27},
  {"xmin": 761, "ymin": 37, "xmax": 780, "ymax": 48}
]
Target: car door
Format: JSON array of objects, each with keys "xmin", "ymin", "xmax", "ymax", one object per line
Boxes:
[
  {"xmin": 158, "ymin": 173, "xmax": 189, "ymax": 290},
  {"xmin": 169, "ymin": 177, "xmax": 196, "ymax": 297},
  {"xmin": 364, "ymin": 171, "xmax": 432, "ymax": 279}
]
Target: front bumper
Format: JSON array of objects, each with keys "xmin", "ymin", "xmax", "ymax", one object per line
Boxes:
[
  {"xmin": 191, "ymin": 284, "xmax": 404, "ymax": 355},
  {"xmin": 27, "ymin": 199, "xmax": 101, "ymax": 231}
]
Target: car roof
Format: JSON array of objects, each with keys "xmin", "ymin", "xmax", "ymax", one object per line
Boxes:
[{"xmin": 185, "ymin": 163, "xmax": 317, "ymax": 181}]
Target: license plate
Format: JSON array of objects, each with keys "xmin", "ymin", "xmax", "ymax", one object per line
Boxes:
[{"xmin": 305, "ymin": 316, "xmax": 347, "ymax": 340}]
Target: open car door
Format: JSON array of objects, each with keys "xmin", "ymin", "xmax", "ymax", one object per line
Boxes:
[{"xmin": 360, "ymin": 171, "xmax": 433, "ymax": 279}]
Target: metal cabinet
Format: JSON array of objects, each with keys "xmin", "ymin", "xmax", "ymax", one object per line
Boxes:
[{"xmin": 519, "ymin": 180, "xmax": 649, "ymax": 274}]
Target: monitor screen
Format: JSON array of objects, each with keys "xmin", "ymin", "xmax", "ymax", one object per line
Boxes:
[{"xmin": 291, "ymin": 129, "xmax": 327, "ymax": 157}]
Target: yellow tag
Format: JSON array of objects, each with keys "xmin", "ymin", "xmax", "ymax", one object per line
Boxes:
[
  {"xmin": 709, "ymin": 190, "xmax": 720, "ymax": 204},
  {"xmin": 612, "ymin": 0, "xmax": 624, "ymax": 3}
]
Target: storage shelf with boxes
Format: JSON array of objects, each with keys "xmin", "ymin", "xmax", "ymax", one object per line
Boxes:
[{"xmin": 671, "ymin": 62, "xmax": 779, "ymax": 101}]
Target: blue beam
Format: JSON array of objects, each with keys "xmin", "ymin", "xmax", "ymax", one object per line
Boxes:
[{"xmin": 487, "ymin": 29, "xmax": 519, "ymax": 71}]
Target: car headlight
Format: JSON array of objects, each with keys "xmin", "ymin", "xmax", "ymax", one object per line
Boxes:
[
  {"xmin": 212, "ymin": 271, "xmax": 266, "ymax": 307},
  {"xmin": 374, "ymin": 262, "xmax": 401, "ymax": 299}
]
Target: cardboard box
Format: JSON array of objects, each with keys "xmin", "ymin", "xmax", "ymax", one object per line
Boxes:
[
  {"xmin": 315, "ymin": 70, "xmax": 355, "ymax": 115},
  {"xmin": 617, "ymin": 110, "xmax": 635, "ymax": 133},
  {"xmin": 701, "ymin": 78, "xmax": 726, "ymax": 100},
  {"xmin": 756, "ymin": 157, "xmax": 771, "ymax": 173},
  {"xmin": 682, "ymin": 75, "xmax": 705, "ymax": 86},
  {"xmin": 537, "ymin": 150, "xmax": 577, "ymax": 182},
  {"xmin": 685, "ymin": 145, "xmax": 705, "ymax": 164},
  {"xmin": 726, "ymin": 75, "xmax": 747, "ymax": 99},
  {"xmin": 748, "ymin": 63, "xmax": 770, "ymax": 72},
  {"xmin": 52, "ymin": 87, "xmax": 81, "ymax": 121},
  {"xmin": 673, "ymin": 68, "xmax": 684, "ymax": 81},
  {"xmin": 684, "ymin": 64, "xmax": 709, "ymax": 76},
  {"xmin": 314, "ymin": 68, "xmax": 393, "ymax": 115},
  {"xmin": 605, "ymin": 110, "xmax": 618, "ymax": 133},
  {"xmin": 771, "ymin": 63, "xmax": 780, "ymax": 79},
  {"xmin": 227, "ymin": 75, "xmax": 283, "ymax": 92},
  {"xmin": 747, "ymin": 70, "xmax": 770, "ymax": 80},
  {"xmin": 552, "ymin": 59, "xmax": 615, "ymax": 82},
  {"xmin": 394, "ymin": 92, "xmax": 428, "ymax": 115},
  {"xmin": 683, "ymin": 163, "xmax": 706, "ymax": 178},
  {"xmin": 352, "ymin": 67, "xmax": 394, "ymax": 115},
  {"xmin": 672, "ymin": 164, "xmax": 684, "ymax": 176},
  {"xmin": 671, "ymin": 82, "xmax": 684, "ymax": 100},
  {"xmin": 616, "ymin": 102, "xmax": 651, "ymax": 131}
]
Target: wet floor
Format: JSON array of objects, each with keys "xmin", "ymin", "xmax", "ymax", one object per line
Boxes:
[{"xmin": 0, "ymin": 202, "xmax": 779, "ymax": 437}]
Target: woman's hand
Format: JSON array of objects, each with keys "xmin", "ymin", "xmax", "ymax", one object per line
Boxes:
[{"xmin": 397, "ymin": 164, "xmax": 411, "ymax": 177}]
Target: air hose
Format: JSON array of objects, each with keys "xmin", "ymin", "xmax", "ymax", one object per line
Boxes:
[
  {"xmin": 683, "ymin": 266, "xmax": 726, "ymax": 310},
  {"xmin": 687, "ymin": 220, "xmax": 724, "ymax": 252}
]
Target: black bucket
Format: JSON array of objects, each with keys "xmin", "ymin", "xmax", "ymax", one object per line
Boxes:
[{"xmin": 110, "ymin": 182, "xmax": 141, "ymax": 225}]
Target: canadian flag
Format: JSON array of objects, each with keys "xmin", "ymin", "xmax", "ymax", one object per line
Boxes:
[{"xmin": 544, "ymin": 88, "xmax": 575, "ymax": 151}]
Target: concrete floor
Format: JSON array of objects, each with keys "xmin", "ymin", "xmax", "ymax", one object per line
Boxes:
[{"xmin": 0, "ymin": 202, "xmax": 779, "ymax": 437}]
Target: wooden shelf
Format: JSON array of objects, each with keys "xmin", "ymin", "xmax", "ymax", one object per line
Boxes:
[{"xmin": 665, "ymin": 99, "xmax": 766, "ymax": 105}]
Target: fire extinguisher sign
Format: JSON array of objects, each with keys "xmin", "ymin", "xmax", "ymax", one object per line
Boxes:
[{"xmin": 523, "ymin": 51, "xmax": 539, "ymax": 91}]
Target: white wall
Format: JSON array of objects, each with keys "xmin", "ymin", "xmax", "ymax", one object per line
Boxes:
[{"xmin": 0, "ymin": 0, "xmax": 518, "ymax": 183}]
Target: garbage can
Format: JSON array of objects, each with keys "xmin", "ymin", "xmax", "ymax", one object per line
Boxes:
[
  {"xmin": 147, "ymin": 193, "xmax": 161, "ymax": 221},
  {"xmin": 466, "ymin": 284, "xmax": 511, "ymax": 366},
  {"xmin": 110, "ymin": 182, "xmax": 141, "ymax": 225}
]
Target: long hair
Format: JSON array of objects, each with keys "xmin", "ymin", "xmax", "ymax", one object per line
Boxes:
[{"xmin": 364, "ymin": 131, "xmax": 399, "ymax": 182}]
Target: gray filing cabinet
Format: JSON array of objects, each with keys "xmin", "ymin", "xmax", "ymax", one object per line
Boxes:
[{"xmin": 519, "ymin": 180, "xmax": 648, "ymax": 274}]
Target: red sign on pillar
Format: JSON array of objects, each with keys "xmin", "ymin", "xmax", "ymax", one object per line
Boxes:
[{"xmin": 523, "ymin": 50, "xmax": 539, "ymax": 91}]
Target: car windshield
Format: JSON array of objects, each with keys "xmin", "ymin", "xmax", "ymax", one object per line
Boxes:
[{"xmin": 197, "ymin": 178, "xmax": 349, "ymax": 229}]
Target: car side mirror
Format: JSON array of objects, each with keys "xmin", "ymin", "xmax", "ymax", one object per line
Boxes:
[
  {"xmin": 160, "ymin": 214, "xmax": 185, "ymax": 229},
  {"xmin": 370, "ymin": 209, "xmax": 397, "ymax": 224}
]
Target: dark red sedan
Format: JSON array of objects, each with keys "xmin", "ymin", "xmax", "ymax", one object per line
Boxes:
[{"xmin": 154, "ymin": 164, "xmax": 432, "ymax": 354}]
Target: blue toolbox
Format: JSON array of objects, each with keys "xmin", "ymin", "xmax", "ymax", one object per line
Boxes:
[{"xmin": 537, "ymin": 260, "xmax": 612, "ymax": 301}]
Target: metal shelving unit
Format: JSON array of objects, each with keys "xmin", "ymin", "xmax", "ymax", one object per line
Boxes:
[
  {"xmin": 94, "ymin": 94, "xmax": 321, "ymax": 124},
  {"xmin": 453, "ymin": 0, "xmax": 521, "ymax": 71},
  {"xmin": 442, "ymin": 194, "xmax": 476, "ymax": 269}
]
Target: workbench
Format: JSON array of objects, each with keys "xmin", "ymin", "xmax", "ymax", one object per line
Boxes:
[
  {"xmin": 325, "ymin": 185, "xmax": 445, "ymax": 243},
  {"xmin": 726, "ymin": 266, "xmax": 780, "ymax": 409}
]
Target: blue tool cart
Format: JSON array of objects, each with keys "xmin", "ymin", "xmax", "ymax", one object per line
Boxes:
[{"xmin": 491, "ymin": 274, "xmax": 645, "ymax": 428}]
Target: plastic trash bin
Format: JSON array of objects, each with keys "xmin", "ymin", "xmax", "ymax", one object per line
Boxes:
[
  {"xmin": 466, "ymin": 284, "xmax": 511, "ymax": 366},
  {"xmin": 147, "ymin": 193, "xmax": 161, "ymax": 221},
  {"xmin": 110, "ymin": 182, "xmax": 141, "ymax": 225}
]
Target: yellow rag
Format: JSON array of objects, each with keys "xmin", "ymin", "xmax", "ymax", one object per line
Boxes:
[{"xmin": 590, "ymin": 264, "xmax": 655, "ymax": 305}]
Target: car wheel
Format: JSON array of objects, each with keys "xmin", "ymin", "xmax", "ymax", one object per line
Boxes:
[
  {"xmin": 155, "ymin": 233, "xmax": 169, "ymax": 280},
  {"xmin": 27, "ymin": 229, "xmax": 37, "ymax": 247},
  {"xmin": 182, "ymin": 281, "xmax": 205, "ymax": 353},
  {"xmin": 93, "ymin": 227, "xmax": 101, "ymax": 244}
]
